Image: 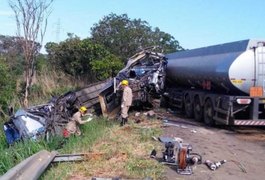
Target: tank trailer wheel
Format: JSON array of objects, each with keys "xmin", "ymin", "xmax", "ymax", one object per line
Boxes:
[
  {"xmin": 194, "ymin": 96, "xmax": 203, "ymax": 122},
  {"xmin": 204, "ymin": 99, "xmax": 215, "ymax": 126},
  {"xmin": 184, "ymin": 94, "xmax": 194, "ymax": 118}
]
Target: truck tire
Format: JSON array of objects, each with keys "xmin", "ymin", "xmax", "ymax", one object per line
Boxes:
[
  {"xmin": 194, "ymin": 96, "xmax": 203, "ymax": 121},
  {"xmin": 204, "ymin": 99, "xmax": 215, "ymax": 126},
  {"xmin": 184, "ymin": 94, "xmax": 194, "ymax": 118}
]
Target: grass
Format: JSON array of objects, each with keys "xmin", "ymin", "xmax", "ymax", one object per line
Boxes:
[
  {"xmin": 0, "ymin": 136, "xmax": 50, "ymax": 174},
  {"xmin": 0, "ymin": 115, "xmax": 165, "ymax": 179},
  {"xmin": 41, "ymin": 117, "xmax": 165, "ymax": 180}
]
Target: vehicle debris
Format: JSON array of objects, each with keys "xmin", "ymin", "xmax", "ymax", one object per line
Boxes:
[
  {"xmin": 135, "ymin": 112, "xmax": 141, "ymax": 117},
  {"xmin": 52, "ymin": 152, "xmax": 104, "ymax": 163},
  {"xmin": 191, "ymin": 129, "xmax": 197, "ymax": 133},
  {"xmin": 143, "ymin": 110, "xmax": 156, "ymax": 117},
  {"xmin": 2, "ymin": 47, "xmax": 167, "ymax": 143},
  {"xmin": 99, "ymin": 47, "xmax": 167, "ymax": 118},
  {"xmin": 163, "ymin": 122, "xmax": 188, "ymax": 129},
  {"xmin": 3, "ymin": 81, "xmax": 107, "ymax": 144}
]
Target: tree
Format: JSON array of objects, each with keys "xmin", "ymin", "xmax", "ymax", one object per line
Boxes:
[
  {"xmin": 45, "ymin": 34, "xmax": 123, "ymax": 81},
  {"xmin": 91, "ymin": 13, "xmax": 184, "ymax": 62},
  {"xmin": 0, "ymin": 35, "xmax": 24, "ymax": 75},
  {"xmin": 9, "ymin": 0, "xmax": 54, "ymax": 107},
  {"xmin": 90, "ymin": 53, "xmax": 123, "ymax": 80},
  {"xmin": 151, "ymin": 27, "xmax": 183, "ymax": 54},
  {"xmin": 0, "ymin": 58, "xmax": 16, "ymax": 116}
]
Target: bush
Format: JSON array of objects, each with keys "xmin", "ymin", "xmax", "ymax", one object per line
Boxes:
[{"xmin": 0, "ymin": 58, "xmax": 16, "ymax": 115}]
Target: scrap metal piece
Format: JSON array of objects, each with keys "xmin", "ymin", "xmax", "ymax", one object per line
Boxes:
[{"xmin": 52, "ymin": 153, "xmax": 85, "ymax": 163}]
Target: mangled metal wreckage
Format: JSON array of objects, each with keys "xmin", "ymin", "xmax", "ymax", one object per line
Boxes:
[
  {"xmin": 99, "ymin": 47, "xmax": 167, "ymax": 118},
  {"xmin": 4, "ymin": 92, "xmax": 82, "ymax": 144},
  {"xmin": 3, "ymin": 47, "xmax": 167, "ymax": 144}
]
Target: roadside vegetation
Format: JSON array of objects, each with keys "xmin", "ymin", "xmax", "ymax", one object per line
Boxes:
[{"xmin": 41, "ymin": 118, "xmax": 164, "ymax": 179}]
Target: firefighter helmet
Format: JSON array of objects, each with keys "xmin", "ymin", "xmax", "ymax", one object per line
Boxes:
[
  {"xmin": 79, "ymin": 106, "xmax": 87, "ymax": 113},
  {"xmin": 121, "ymin": 80, "xmax": 129, "ymax": 86}
]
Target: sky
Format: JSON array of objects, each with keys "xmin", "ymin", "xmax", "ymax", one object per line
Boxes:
[{"xmin": 0, "ymin": 0, "xmax": 265, "ymax": 53}]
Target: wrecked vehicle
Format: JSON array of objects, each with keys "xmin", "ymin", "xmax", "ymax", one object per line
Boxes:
[
  {"xmin": 99, "ymin": 47, "xmax": 167, "ymax": 118},
  {"xmin": 3, "ymin": 81, "xmax": 107, "ymax": 145},
  {"xmin": 3, "ymin": 47, "xmax": 166, "ymax": 144},
  {"xmin": 3, "ymin": 92, "xmax": 76, "ymax": 144}
]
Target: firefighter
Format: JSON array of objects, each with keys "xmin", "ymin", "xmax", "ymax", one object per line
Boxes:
[
  {"xmin": 120, "ymin": 80, "xmax": 133, "ymax": 126},
  {"xmin": 63, "ymin": 106, "xmax": 92, "ymax": 137}
]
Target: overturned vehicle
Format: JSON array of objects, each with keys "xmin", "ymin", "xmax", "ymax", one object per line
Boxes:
[
  {"xmin": 99, "ymin": 47, "xmax": 167, "ymax": 118},
  {"xmin": 3, "ymin": 47, "xmax": 167, "ymax": 145},
  {"xmin": 4, "ymin": 92, "xmax": 80, "ymax": 145}
]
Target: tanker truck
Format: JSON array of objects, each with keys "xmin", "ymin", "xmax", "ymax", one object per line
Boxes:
[{"xmin": 163, "ymin": 39, "xmax": 265, "ymax": 126}]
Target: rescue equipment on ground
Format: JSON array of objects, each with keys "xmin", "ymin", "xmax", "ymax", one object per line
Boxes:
[{"xmin": 158, "ymin": 137, "xmax": 202, "ymax": 175}]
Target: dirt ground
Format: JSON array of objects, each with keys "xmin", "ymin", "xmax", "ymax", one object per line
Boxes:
[{"xmin": 158, "ymin": 111, "xmax": 265, "ymax": 180}]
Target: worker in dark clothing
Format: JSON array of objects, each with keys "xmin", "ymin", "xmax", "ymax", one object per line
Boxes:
[{"xmin": 120, "ymin": 80, "xmax": 133, "ymax": 126}]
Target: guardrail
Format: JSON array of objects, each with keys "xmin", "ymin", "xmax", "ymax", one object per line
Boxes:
[{"xmin": 0, "ymin": 150, "xmax": 57, "ymax": 180}]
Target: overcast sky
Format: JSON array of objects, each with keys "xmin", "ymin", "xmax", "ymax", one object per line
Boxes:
[{"xmin": 0, "ymin": 0, "xmax": 264, "ymax": 52}]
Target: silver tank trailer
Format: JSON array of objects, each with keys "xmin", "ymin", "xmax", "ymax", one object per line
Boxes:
[{"xmin": 166, "ymin": 39, "xmax": 265, "ymax": 96}]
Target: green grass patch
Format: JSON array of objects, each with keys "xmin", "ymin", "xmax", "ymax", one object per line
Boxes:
[
  {"xmin": 126, "ymin": 157, "xmax": 164, "ymax": 179},
  {"xmin": 40, "ymin": 117, "xmax": 113, "ymax": 179}
]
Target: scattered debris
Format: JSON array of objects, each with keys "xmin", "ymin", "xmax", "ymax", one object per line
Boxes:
[
  {"xmin": 152, "ymin": 136, "xmax": 159, "ymax": 141},
  {"xmin": 135, "ymin": 112, "xmax": 141, "ymax": 117},
  {"xmin": 53, "ymin": 152, "xmax": 104, "ymax": 163},
  {"xmin": 143, "ymin": 110, "xmax": 155, "ymax": 117},
  {"xmin": 191, "ymin": 129, "xmax": 197, "ymax": 133},
  {"xmin": 167, "ymin": 108, "xmax": 177, "ymax": 114},
  {"xmin": 163, "ymin": 122, "xmax": 188, "ymax": 129}
]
